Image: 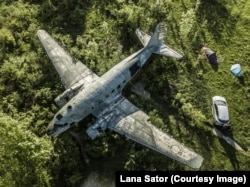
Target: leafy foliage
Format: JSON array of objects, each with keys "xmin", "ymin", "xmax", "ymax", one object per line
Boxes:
[
  {"xmin": 0, "ymin": 112, "xmax": 53, "ymax": 187},
  {"xmin": 1, "ymin": 0, "xmax": 250, "ymax": 186}
]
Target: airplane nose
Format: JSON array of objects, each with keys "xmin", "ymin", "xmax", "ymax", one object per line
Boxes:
[
  {"xmin": 47, "ymin": 120, "xmax": 54, "ymax": 130},
  {"xmin": 46, "ymin": 124, "xmax": 57, "ymax": 136},
  {"xmin": 46, "ymin": 129, "xmax": 54, "ymax": 136}
]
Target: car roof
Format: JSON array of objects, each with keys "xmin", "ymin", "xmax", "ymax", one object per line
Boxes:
[{"xmin": 217, "ymin": 105, "xmax": 229, "ymax": 121}]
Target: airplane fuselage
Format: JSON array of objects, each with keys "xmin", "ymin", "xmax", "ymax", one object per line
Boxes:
[{"xmin": 47, "ymin": 46, "xmax": 156, "ymax": 135}]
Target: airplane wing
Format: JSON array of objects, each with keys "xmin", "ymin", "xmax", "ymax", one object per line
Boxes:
[
  {"xmin": 37, "ymin": 30, "xmax": 99, "ymax": 90},
  {"xmin": 135, "ymin": 28, "xmax": 183, "ymax": 59},
  {"xmin": 88, "ymin": 96, "xmax": 203, "ymax": 169}
]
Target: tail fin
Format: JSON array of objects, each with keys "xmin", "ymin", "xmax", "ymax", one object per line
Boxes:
[
  {"xmin": 136, "ymin": 22, "xmax": 183, "ymax": 59},
  {"xmin": 147, "ymin": 22, "xmax": 167, "ymax": 48}
]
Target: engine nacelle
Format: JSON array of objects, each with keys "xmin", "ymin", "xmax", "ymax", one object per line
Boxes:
[{"xmin": 86, "ymin": 113, "xmax": 114, "ymax": 139}]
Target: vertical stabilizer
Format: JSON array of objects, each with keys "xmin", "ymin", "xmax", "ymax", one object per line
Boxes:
[{"xmin": 146, "ymin": 22, "xmax": 167, "ymax": 48}]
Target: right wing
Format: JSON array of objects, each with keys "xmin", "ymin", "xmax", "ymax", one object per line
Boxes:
[
  {"xmin": 37, "ymin": 30, "xmax": 99, "ymax": 90},
  {"xmin": 88, "ymin": 96, "xmax": 204, "ymax": 169}
]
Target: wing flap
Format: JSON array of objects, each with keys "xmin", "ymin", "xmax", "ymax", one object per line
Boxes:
[
  {"xmin": 37, "ymin": 30, "xmax": 99, "ymax": 89},
  {"xmin": 108, "ymin": 98, "xmax": 203, "ymax": 169}
]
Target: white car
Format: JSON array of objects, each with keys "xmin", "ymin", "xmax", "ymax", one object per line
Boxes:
[{"xmin": 211, "ymin": 96, "xmax": 231, "ymax": 129}]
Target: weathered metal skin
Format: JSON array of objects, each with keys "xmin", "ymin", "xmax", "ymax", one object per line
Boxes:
[{"xmin": 37, "ymin": 22, "xmax": 203, "ymax": 169}]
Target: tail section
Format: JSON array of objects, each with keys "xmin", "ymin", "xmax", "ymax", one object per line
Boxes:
[
  {"xmin": 147, "ymin": 22, "xmax": 167, "ymax": 48},
  {"xmin": 136, "ymin": 22, "xmax": 183, "ymax": 59}
]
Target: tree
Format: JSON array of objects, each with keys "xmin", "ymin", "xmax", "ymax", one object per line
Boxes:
[{"xmin": 0, "ymin": 112, "xmax": 54, "ymax": 187}]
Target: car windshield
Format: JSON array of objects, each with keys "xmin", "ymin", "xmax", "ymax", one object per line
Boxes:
[
  {"xmin": 218, "ymin": 119, "xmax": 229, "ymax": 123},
  {"xmin": 215, "ymin": 100, "xmax": 227, "ymax": 106}
]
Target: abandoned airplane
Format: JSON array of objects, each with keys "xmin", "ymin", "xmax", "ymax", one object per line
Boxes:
[{"xmin": 37, "ymin": 22, "xmax": 204, "ymax": 169}]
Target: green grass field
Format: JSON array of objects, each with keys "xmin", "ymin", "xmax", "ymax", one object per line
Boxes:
[{"xmin": 1, "ymin": 0, "xmax": 250, "ymax": 186}]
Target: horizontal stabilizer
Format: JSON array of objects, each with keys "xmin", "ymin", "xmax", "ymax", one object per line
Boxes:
[
  {"xmin": 155, "ymin": 44, "xmax": 184, "ymax": 58},
  {"xmin": 135, "ymin": 29, "xmax": 151, "ymax": 47},
  {"xmin": 136, "ymin": 23, "xmax": 183, "ymax": 59}
]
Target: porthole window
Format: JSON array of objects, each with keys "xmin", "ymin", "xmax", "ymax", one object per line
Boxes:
[{"xmin": 56, "ymin": 114, "xmax": 63, "ymax": 120}]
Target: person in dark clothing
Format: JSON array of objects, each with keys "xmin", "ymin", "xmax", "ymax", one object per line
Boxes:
[{"xmin": 201, "ymin": 46, "xmax": 218, "ymax": 65}]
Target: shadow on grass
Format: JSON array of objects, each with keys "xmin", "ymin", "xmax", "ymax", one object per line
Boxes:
[
  {"xmin": 211, "ymin": 63, "xmax": 219, "ymax": 71},
  {"xmin": 237, "ymin": 76, "xmax": 245, "ymax": 85},
  {"xmin": 213, "ymin": 122, "xmax": 250, "ymax": 170},
  {"xmin": 213, "ymin": 127, "xmax": 241, "ymax": 170},
  {"xmin": 196, "ymin": 0, "xmax": 237, "ymax": 43},
  {"xmin": 37, "ymin": 1, "xmax": 89, "ymax": 38}
]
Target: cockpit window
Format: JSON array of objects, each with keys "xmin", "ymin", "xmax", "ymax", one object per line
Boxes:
[{"xmin": 56, "ymin": 114, "xmax": 63, "ymax": 120}]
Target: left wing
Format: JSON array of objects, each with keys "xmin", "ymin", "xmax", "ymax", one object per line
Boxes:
[
  {"xmin": 87, "ymin": 96, "xmax": 204, "ymax": 169},
  {"xmin": 37, "ymin": 30, "xmax": 99, "ymax": 90}
]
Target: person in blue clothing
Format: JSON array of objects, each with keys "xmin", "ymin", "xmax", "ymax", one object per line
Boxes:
[{"xmin": 201, "ymin": 45, "xmax": 218, "ymax": 65}]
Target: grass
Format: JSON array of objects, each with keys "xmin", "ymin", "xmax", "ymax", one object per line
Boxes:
[
  {"xmin": 96, "ymin": 0, "xmax": 250, "ymax": 172},
  {"xmin": 2, "ymin": 0, "xmax": 250, "ymax": 186},
  {"xmin": 45, "ymin": 1, "xmax": 250, "ymax": 187},
  {"xmin": 64, "ymin": 3, "xmax": 250, "ymax": 184},
  {"xmin": 39, "ymin": 0, "xmax": 250, "ymax": 185}
]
